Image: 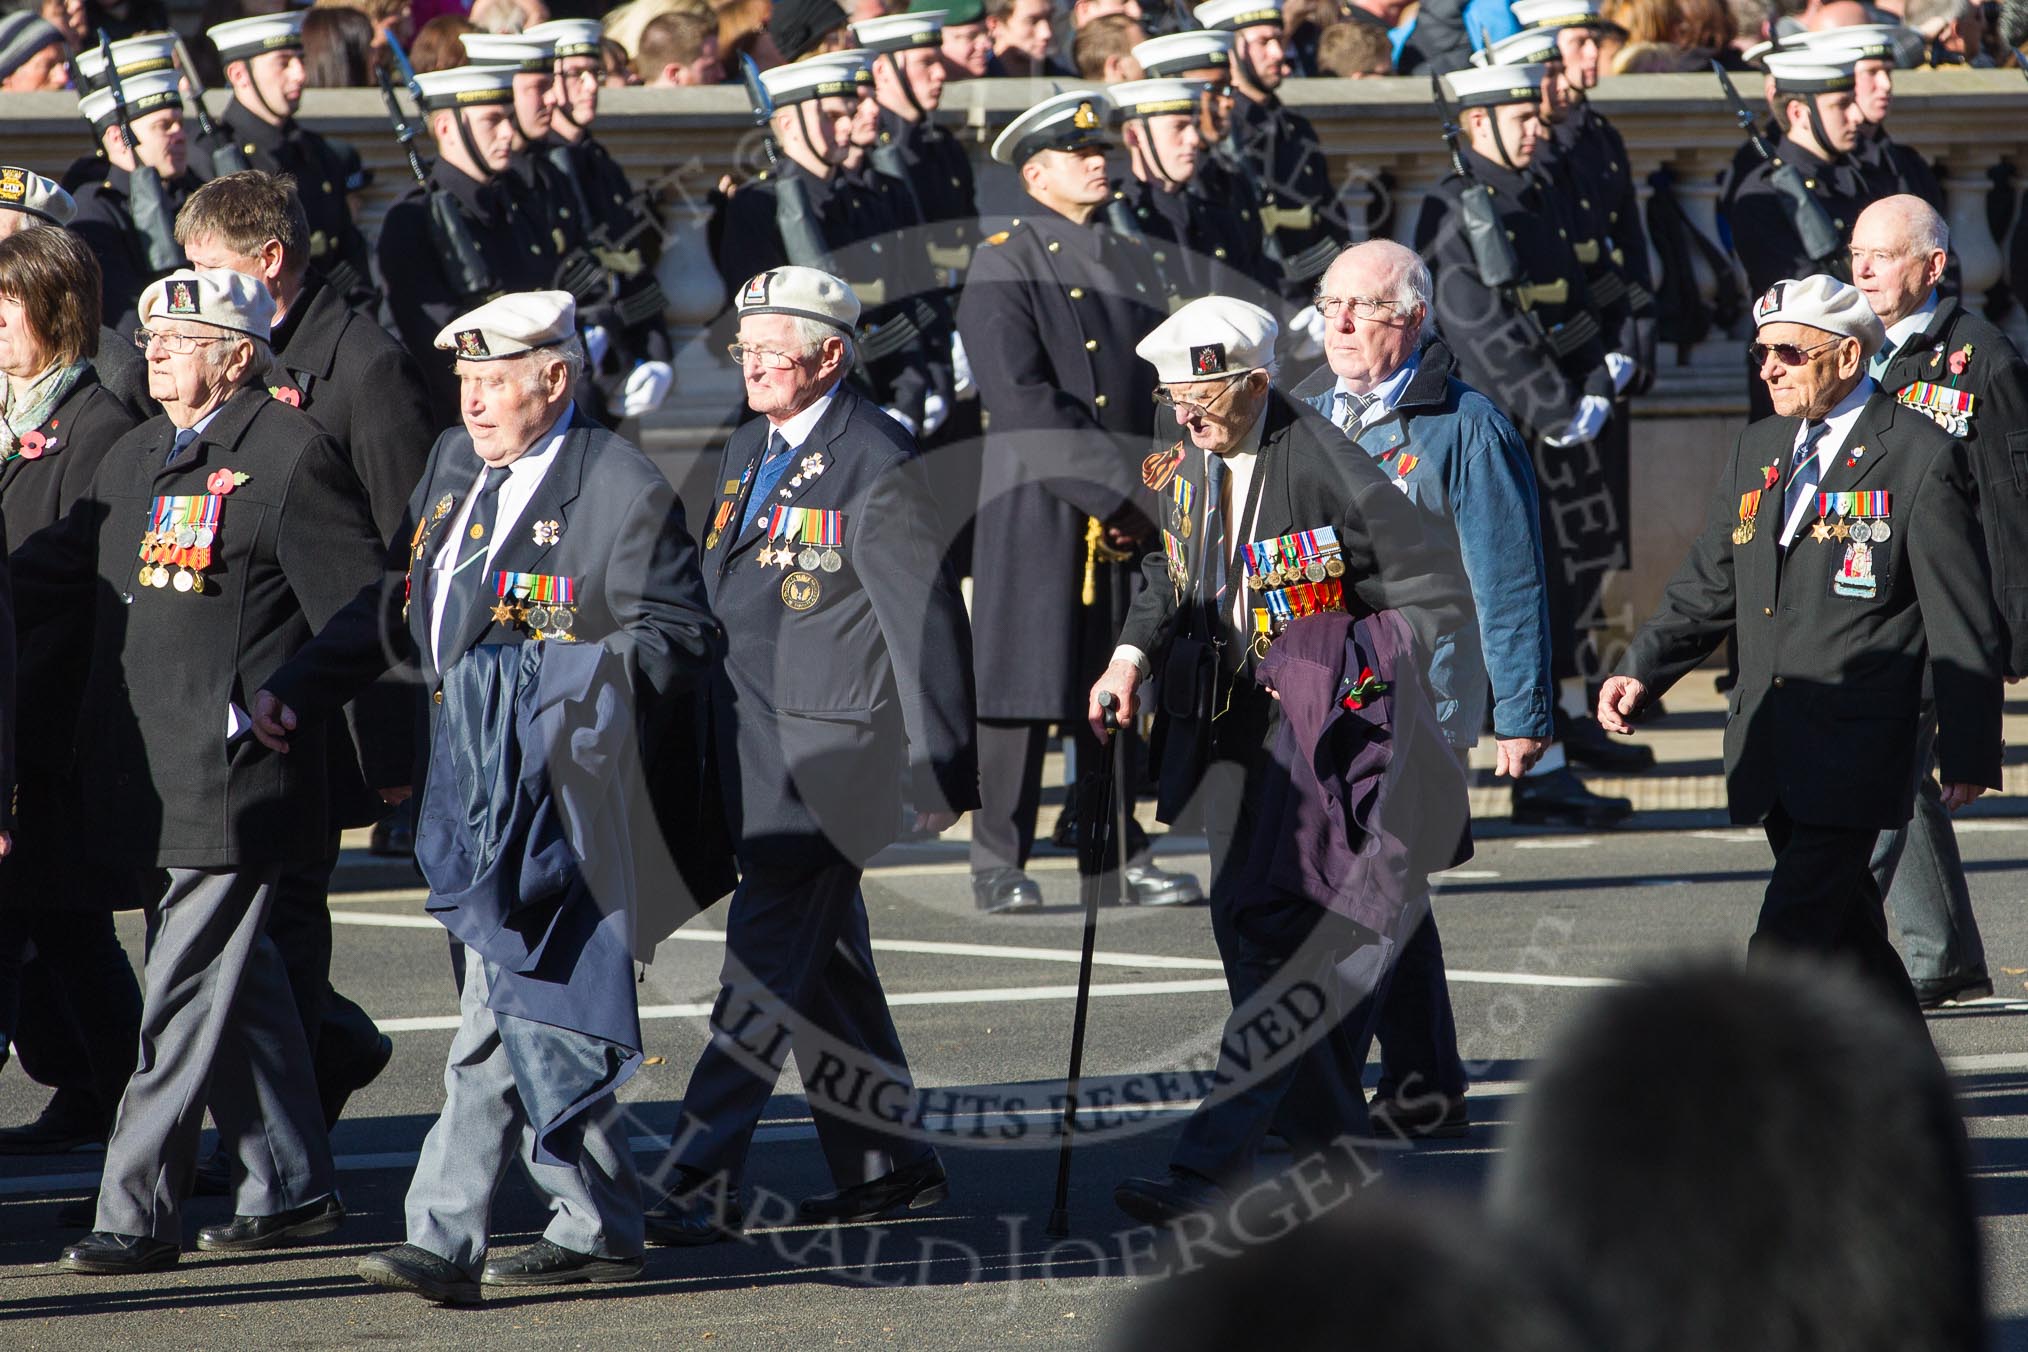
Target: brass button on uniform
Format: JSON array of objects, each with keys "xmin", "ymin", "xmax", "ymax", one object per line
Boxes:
[
  {"xmin": 1772, "ymin": 676, "xmax": 1785, "ymax": 688},
  {"xmin": 1094, "ymin": 394, "xmax": 1108, "ymax": 408},
  {"xmin": 434, "ymin": 690, "xmax": 444, "ymax": 705},
  {"xmin": 1069, "ymin": 286, "xmax": 1085, "ymax": 299},
  {"xmin": 1763, "ymin": 606, "xmax": 1773, "ymax": 616},
  {"xmin": 1084, "ymin": 339, "xmax": 1098, "ymax": 351},
  {"xmin": 1047, "ymin": 240, "xmax": 1061, "ymax": 252}
]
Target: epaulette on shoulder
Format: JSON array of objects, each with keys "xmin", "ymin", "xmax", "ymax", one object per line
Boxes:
[{"xmin": 983, "ymin": 230, "xmax": 1010, "ymax": 246}]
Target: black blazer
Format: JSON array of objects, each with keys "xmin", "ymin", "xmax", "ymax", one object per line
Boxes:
[
  {"xmin": 1117, "ymin": 390, "xmax": 1475, "ymax": 821},
  {"xmin": 9, "ymin": 385, "xmax": 388, "ymax": 867},
  {"xmin": 699, "ymin": 381, "xmax": 978, "ymax": 867},
  {"xmin": 1619, "ymin": 390, "xmax": 2004, "ymax": 830}
]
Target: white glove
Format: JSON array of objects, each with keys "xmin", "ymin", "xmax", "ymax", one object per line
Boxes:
[
  {"xmin": 951, "ymin": 333, "xmax": 974, "ymax": 399},
  {"xmin": 922, "ymin": 391, "xmax": 950, "ymax": 437},
  {"xmin": 1288, "ymin": 303, "xmax": 1327, "ymax": 360},
  {"xmin": 1545, "ymin": 394, "xmax": 1613, "ymax": 447},
  {"xmin": 619, "ymin": 361, "xmax": 673, "ymax": 417},
  {"xmin": 882, "ymin": 405, "xmax": 920, "ymax": 438},
  {"xmin": 582, "ymin": 324, "xmax": 611, "ymax": 368},
  {"xmin": 1605, "ymin": 351, "xmax": 1636, "ymax": 395}
]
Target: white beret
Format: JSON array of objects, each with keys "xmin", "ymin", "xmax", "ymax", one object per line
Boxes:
[
  {"xmin": 1193, "ymin": 0, "xmax": 1283, "ymax": 32},
  {"xmin": 1752, "ymin": 274, "xmax": 1886, "ymax": 356},
  {"xmin": 79, "ymin": 68, "xmax": 185, "ymax": 132},
  {"xmin": 524, "ymin": 18, "xmax": 605, "ymax": 58},
  {"xmin": 1136, "ymin": 297, "xmax": 1278, "ymax": 384},
  {"xmin": 1473, "ymin": 25, "xmax": 1563, "ymax": 66},
  {"xmin": 72, "ymin": 32, "xmax": 177, "ymax": 91},
  {"xmin": 990, "ymin": 89, "xmax": 1111, "ymax": 166},
  {"xmin": 0, "ymin": 166, "xmax": 75, "ymax": 226},
  {"xmin": 460, "ymin": 31, "xmax": 557, "ymax": 72},
  {"xmin": 412, "ymin": 63, "xmax": 519, "ymax": 110},
  {"xmin": 1441, "ymin": 62, "xmax": 1548, "ymax": 108},
  {"xmin": 139, "ymin": 268, "xmax": 276, "ymax": 341},
  {"xmin": 436, "ymin": 289, "xmax": 578, "ymax": 360},
  {"xmin": 1132, "ymin": 30, "xmax": 1233, "ymax": 77},
  {"xmin": 852, "ymin": 11, "xmax": 946, "ymax": 50},
  {"xmin": 735, "ymin": 266, "xmax": 861, "ymax": 332},
  {"xmin": 207, "ymin": 12, "xmax": 304, "ymax": 63}
]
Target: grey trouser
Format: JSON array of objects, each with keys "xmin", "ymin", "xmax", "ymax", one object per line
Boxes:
[
  {"xmin": 406, "ymin": 946, "xmax": 643, "ymax": 1271},
  {"xmin": 1870, "ymin": 704, "xmax": 1988, "ymax": 985},
  {"xmin": 96, "ymin": 867, "xmax": 334, "ymax": 1242}
]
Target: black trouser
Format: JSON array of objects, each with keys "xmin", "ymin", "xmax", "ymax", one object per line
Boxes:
[
  {"xmin": 263, "ymin": 835, "xmax": 385, "ymax": 1126},
  {"xmin": 1756, "ymin": 800, "xmax": 1920, "ymax": 1017},
  {"xmin": 971, "ymin": 718, "xmax": 1144, "ymax": 875},
  {"xmin": 0, "ymin": 907, "xmax": 143, "ymax": 1115}
]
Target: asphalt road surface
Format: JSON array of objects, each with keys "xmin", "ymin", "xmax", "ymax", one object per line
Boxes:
[{"xmin": 6, "ymin": 812, "xmax": 2028, "ymax": 1350}]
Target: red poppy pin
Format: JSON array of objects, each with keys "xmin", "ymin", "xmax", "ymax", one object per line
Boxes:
[
  {"xmin": 1949, "ymin": 343, "xmax": 1973, "ymax": 376},
  {"xmin": 207, "ymin": 468, "xmax": 250, "ymax": 495},
  {"xmin": 17, "ymin": 429, "xmax": 52, "ymax": 459},
  {"xmin": 269, "ymin": 384, "xmax": 302, "ymax": 407},
  {"xmin": 1763, "ymin": 461, "xmax": 1780, "ymax": 490},
  {"xmin": 1339, "ymin": 666, "xmax": 1389, "ymax": 710}
]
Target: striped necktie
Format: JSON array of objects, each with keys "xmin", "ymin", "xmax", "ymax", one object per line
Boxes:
[{"xmin": 1784, "ymin": 421, "xmax": 1828, "ymax": 535}]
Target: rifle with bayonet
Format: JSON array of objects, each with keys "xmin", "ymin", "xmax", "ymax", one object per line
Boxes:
[
  {"xmin": 1712, "ymin": 59, "xmax": 1843, "ymax": 267},
  {"xmin": 378, "ymin": 31, "xmax": 497, "ymax": 303},
  {"xmin": 175, "ymin": 38, "xmax": 250, "ymax": 176},
  {"xmin": 98, "ymin": 31, "xmax": 184, "ymax": 275}
]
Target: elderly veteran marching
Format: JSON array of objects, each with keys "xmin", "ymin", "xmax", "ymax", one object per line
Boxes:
[
  {"xmin": 6, "ymin": 268, "xmax": 387, "ymax": 1275},
  {"xmin": 1089, "ymin": 297, "xmax": 1473, "ymax": 1223},
  {"xmin": 644, "ymin": 266, "xmax": 976, "ymax": 1246},
  {"xmin": 252, "ymin": 290, "xmax": 722, "ymax": 1303},
  {"xmin": 1600, "ymin": 275, "xmax": 2004, "ymax": 1016}
]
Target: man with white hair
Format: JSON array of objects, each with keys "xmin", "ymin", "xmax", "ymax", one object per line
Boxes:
[
  {"xmin": 1902, "ymin": 0, "xmax": 1989, "ymax": 63},
  {"xmin": 1091, "ymin": 296, "xmax": 1472, "ymax": 1221},
  {"xmin": 1294, "ymin": 239, "xmax": 1556, "ymax": 1138},
  {"xmin": 7, "ymin": 267, "xmax": 389, "ymax": 1275},
  {"xmin": 1851, "ymin": 193, "xmax": 2028, "ymax": 1007},
  {"xmin": 1601, "ymin": 274, "xmax": 2004, "ymax": 1014},
  {"xmin": 253, "ymin": 289, "xmax": 723, "ymax": 1300}
]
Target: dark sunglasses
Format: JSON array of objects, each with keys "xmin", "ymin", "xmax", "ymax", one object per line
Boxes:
[{"xmin": 1749, "ymin": 337, "xmax": 1842, "ymax": 367}]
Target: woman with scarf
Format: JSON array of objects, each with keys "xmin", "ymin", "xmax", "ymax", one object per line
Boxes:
[{"xmin": 0, "ymin": 224, "xmax": 150, "ymax": 1157}]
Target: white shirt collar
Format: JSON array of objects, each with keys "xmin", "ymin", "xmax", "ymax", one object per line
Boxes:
[
  {"xmin": 768, "ymin": 382, "xmax": 841, "ymax": 451},
  {"xmin": 1882, "ymin": 291, "xmax": 1941, "ymax": 353},
  {"xmin": 1333, "ymin": 351, "xmax": 1420, "ymax": 426}
]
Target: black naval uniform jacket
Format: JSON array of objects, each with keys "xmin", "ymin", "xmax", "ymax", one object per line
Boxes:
[
  {"xmin": 1541, "ymin": 100, "xmax": 1657, "ymax": 383},
  {"xmin": 874, "ymin": 105, "xmax": 977, "ymax": 286},
  {"xmin": 377, "ymin": 160, "xmax": 562, "ymax": 426},
  {"xmin": 8, "ymin": 386, "xmax": 388, "ymax": 868},
  {"xmin": 1109, "ymin": 173, "xmax": 1275, "ymax": 303},
  {"xmin": 1876, "ymin": 297, "xmax": 2028, "ymax": 677},
  {"xmin": 187, "ymin": 98, "xmax": 376, "ymax": 309},
  {"xmin": 1618, "ymin": 389, "xmax": 2003, "ymax": 831},
  {"xmin": 1723, "ymin": 134, "xmax": 1869, "ymax": 296},
  {"xmin": 1116, "ymin": 391, "xmax": 1474, "ymax": 822},
  {"xmin": 956, "ymin": 202, "xmax": 1167, "ymax": 722},
  {"xmin": 1413, "ymin": 149, "xmax": 1614, "ymax": 441},
  {"xmin": 1227, "ymin": 90, "xmax": 1348, "ymax": 302},
  {"xmin": 714, "ymin": 162, "xmax": 934, "ymax": 426},
  {"xmin": 1850, "ymin": 125, "xmax": 1944, "ymax": 212},
  {"xmin": 69, "ymin": 166, "xmax": 201, "ymax": 335},
  {"xmin": 548, "ymin": 131, "xmax": 675, "ymax": 380},
  {"xmin": 699, "ymin": 381, "xmax": 978, "ymax": 868}
]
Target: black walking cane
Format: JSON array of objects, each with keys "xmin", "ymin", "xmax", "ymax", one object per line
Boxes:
[{"xmin": 1046, "ymin": 691, "xmax": 1127, "ymax": 1237}]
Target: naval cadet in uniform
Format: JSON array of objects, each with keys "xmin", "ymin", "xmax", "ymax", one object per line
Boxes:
[
  {"xmin": 643, "ymin": 267, "xmax": 976, "ymax": 1245},
  {"xmin": 69, "ymin": 62, "xmax": 200, "ymax": 335},
  {"xmin": 191, "ymin": 13, "xmax": 377, "ymax": 311},
  {"xmin": 1852, "ymin": 194, "xmax": 2028, "ymax": 1009},
  {"xmin": 1091, "ymin": 298, "xmax": 1472, "ymax": 1224},
  {"xmin": 1414, "ymin": 61, "xmax": 1636, "ymax": 829},
  {"xmin": 957, "ymin": 89, "xmax": 1201, "ymax": 914},
  {"xmin": 174, "ymin": 169, "xmax": 432, "ymax": 1181},
  {"xmin": 377, "ymin": 63, "xmax": 560, "ymax": 427},
  {"xmin": 1601, "ymin": 275, "xmax": 2004, "ymax": 1015},
  {"xmin": 1796, "ymin": 24, "xmax": 1945, "ymax": 213},
  {"xmin": 254, "ymin": 290, "xmax": 721, "ymax": 1302},
  {"xmin": 12, "ymin": 268, "xmax": 385, "ymax": 1274},
  {"xmin": 1106, "ymin": 76, "xmax": 1273, "ymax": 301}
]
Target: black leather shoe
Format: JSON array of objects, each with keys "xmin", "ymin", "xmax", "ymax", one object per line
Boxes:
[
  {"xmin": 196, "ymin": 1194, "xmax": 344, "ymax": 1252},
  {"xmin": 1114, "ymin": 1169, "xmax": 1228, "ymax": 1227},
  {"xmin": 1916, "ymin": 971, "xmax": 1996, "ymax": 1009},
  {"xmin": 61, "ymin": 1231, "xmax": 179, "ymax": 1275},
  {"xmin": 1559, "ymin": 714, "xmax": 1656, "ymax": 772},
  {"xmin": 1120, "ymin": 863, "xmax": 1204, "ymax": 907},
  {"xmin": 0, "ymin": 1094, "xmax": 113, "ymax": 1155},
  {"xmin": 191, "ymin": 1149, "xmax": 231, "ymax": 1197},
  {"xmin": 1370, "ymin": 1093, "xmax": 1470, "ymax": 1141},
  {"xmin": 357, "ymin": 1243, "xmax": 481, "ymax": 1305},
  {"xmin": 644, "ymin": 1177, "xmax": 744, "ymax": 1247},
  {"xmin": 481, "ymin": 1238, "xmax": 643, "ymax": 1286},
  {"xmin": 318, "ymin": 1030, "xmax": 394, "ymax": 1130},
  {"xmin": 798, "ymin": 1154, "xmax": 948, "ymax": 1223},
  {"xmin": 1510, "ymin": 767, "xmax": 1633, "ymax": 829},
  {"xmin": 972, "ymin": 868, "xmax": 1043, "ymax": 914}
]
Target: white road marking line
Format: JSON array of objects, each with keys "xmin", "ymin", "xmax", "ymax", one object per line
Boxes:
[
  {"xmin": 1435, "ymin": 869, "xmax": 1501, "ymax": 880},
  {"xmin": 1688, "ymin": 830, "xmax": 1763, "ymax": 843},
  {"xmin": 1512, "ymin": 838, "xmax": 1599, "ymax": 849}
]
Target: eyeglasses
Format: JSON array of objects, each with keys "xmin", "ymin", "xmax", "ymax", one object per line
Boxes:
[
  {"xmin": 1153, "ymin": 378, "xmax": 1242, "ymax": 414},
  {"xmin": 726, "ymin": 343, "xmax": 813, "ymax": 370},
  {"xmin": 133, "ymin": 328, "xmax": 233, "ymax": 354},
  {"xmin": 1749, "ymin": 337, "xmax": 1843, "ymax": 368},
  {"xmin": 1313, "ymin": 294, "xmax": 1404, "ymax": 322}
]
